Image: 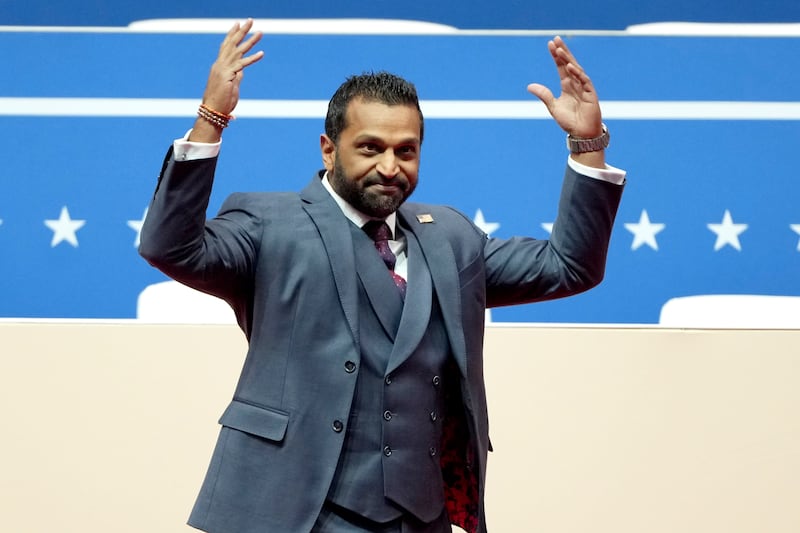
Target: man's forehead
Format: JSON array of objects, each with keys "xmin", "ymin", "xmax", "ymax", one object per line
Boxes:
[
  {"xmin": 344, "ymin": 100, "xmax": 421, "ymax": 136},
  {"xmin": 345, "ymin": 97, "xmax": 417, "ymax": 116}
]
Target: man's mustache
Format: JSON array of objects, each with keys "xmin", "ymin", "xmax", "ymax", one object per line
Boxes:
[{"xmin": 363, "ymin": 174, "xmax": 409, "ymax": 191}]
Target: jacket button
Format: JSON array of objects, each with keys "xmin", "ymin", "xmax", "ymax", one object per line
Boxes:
[
  {"xmin": 429, "ymin": 446, "xmax": 437, "ymax": 457},
  {"xmin": 383, "ymin": 445, "xmax": 393, "ymax": 457},
  {"xmin": 432, "ymin": 375, "xmax": 441, "ymax": 386},
  {"xmin": 383, "ymin": 410, "xmax": 393, "ymax": 421},
  {"xmin": 344, "ymin": 361, "xmax": 356, "ymax": 373},
  {"xmin": 385, "ymin": 375, "xmax": 393, "ymax": 385},
  {"xmin": 430, "ymin": 411, "xmax": 437, "ymax": 422},
  {"xmin": 332, "ymin": 420, "xmax": 344, "ymax": 432}
]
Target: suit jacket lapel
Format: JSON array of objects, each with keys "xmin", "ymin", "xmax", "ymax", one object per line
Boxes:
[
  {"xmin": 351, "ymin": 225, "xmax": 404, "ymax": 341},
  {"xmin": 396, "ymin": 206, "xmax": 468, "ymax": 377},
  {"xmin": 386, "ymin": 226, "xmax": 432, "ymax": 373},
  {"xmin": 300, "ymin": 175, "xmax": 360, "ymax": 350}
]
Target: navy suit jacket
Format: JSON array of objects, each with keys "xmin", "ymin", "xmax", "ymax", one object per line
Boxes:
[{"xmin": 139, "ymin": 150, "xmax": 623, "ymax": 533}]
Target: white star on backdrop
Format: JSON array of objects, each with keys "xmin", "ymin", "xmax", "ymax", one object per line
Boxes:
[
  {"xmin": 707, "ymin": 210, "xmax": 748, "ymax": 251},
  {"xmin": 44, "ymin": 206, "xmax": 86, "ymax": 248},
  {"xmin": 791, "ymin": 224, "xmax": 800, "ymax": 252},
  {"xmin": 127, "ymin": 208, "xmax": 148, "ymax": 247},
  {"xmin": 473, "ymin": 209, "xmax": 500, "ymax": 236},
  {"xmin": 624, "ymin": 209, "xmax": 666, "ymax": 251},
  {"xmin": 20, "ymin": 207, "xmax": 800, "ymax": 254}
]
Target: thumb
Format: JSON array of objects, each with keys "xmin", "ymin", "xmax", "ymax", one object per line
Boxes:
[{"xmin": 527, "ymin": 83, "xmax": 554, "ymax": 109}]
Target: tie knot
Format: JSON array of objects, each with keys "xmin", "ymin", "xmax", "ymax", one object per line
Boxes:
[{"xmin": 362, "ymin": 220, "xmax": 392, "ymax": 243}]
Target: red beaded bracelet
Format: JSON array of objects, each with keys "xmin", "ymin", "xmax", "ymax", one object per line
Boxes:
[{"xmin": 197, "ymin": 103, "xmax": 234, "ymax": 129}]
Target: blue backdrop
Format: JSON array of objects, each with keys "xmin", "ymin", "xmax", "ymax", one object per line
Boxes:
[
  {"xmin": 3, "ymin": 0, "xmax": 800, "ymax": 29},
  {"xmin": 1, "ymin": 25, "xmax": 799, "ymax": 323}
]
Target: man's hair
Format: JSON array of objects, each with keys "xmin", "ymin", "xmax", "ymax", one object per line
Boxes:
[{"xmin": 325, "ymin": 71, "xmax": 424, "ymax": 145}]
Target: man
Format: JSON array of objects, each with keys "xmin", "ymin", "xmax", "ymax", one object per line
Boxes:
[{"xmin": 140, "ymin": 19, "xmax": 624, "ymax": 533}]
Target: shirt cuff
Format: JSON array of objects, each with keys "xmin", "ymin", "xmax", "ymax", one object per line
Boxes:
[
  {"xmin": 172, "ymin": 129, "xmax": 221, "ymax": 161},
  {"xmin": 568, "ymin": 156, "xmax": 626, "ymax": 185}
]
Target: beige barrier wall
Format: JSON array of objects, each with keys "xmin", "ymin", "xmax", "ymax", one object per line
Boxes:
[{"xmin": 1, "ymin": 322, "xmax": 798, "ymax": 533}]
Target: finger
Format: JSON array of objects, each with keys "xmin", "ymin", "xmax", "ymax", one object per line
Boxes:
[
  {"xmin": 563, "ymin": 64, "xmax": 597, "ymax": 101},
  {"xmin": 231, "ymin": 18, "xmax": 254, "ymax": 45},
  {"xmin": 240, "ymin": 18, "xmax": 255, "ymax": 33},
  {"xmin": 527, "ymin": 83, "xmax": 555, "ymax": 108},
  {"xmin": 220, "ymin": 19, "xmax": 255, "ymax": 54},
  {"xmin": 565, "ymin": 63, "xmax": 593, "ymax": 89},
  {"xmin": 241, "ymin": 49, "xmax": 265, "ymax": 69},
  {"xmin": 228, "ymin": 51, "xmax": 264, "ymax": 79},
  {"xmin": 546, "ymin": 39, "xmax": 569, "ymax": 81},
  {"xmin": 238, "ymin": 29, "xmax": 264, "ymax": 55},
  {"xmin": 550, "ymin": 37, "xmax": 593, "ymax": 98},
  {"xmin": 219, "ymin": 23, "xmax": 264, "ymax": 75},
  {"xmin": 232, "ymin": 37, "xmax": 264, "ymax": 74},
  {"xmin": 552, "ymin": 36, "xmax": 582, "ymax": 69},
  {"xmin": 552, "ymin": 38, "xmax": 591, "ymax": 92},
  {"xmin": 220, "ymin": 21, "xmax": 243, "ymax": 50}
]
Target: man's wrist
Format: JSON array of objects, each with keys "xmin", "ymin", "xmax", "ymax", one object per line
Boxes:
[{"xmin": 567, "ymin": 123, "xmax": 610, "ymax": 154}]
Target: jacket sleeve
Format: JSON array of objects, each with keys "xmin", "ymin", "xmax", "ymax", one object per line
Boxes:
[
  {"xmin": 138, "ymin": 147, "xmax": 263, "ymax": 303},
  {"xmin": 484, "ymin": 165, "xmax": 623, "ymax": 308}
]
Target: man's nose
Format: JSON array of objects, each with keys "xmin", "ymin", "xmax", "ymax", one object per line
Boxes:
[{"xmin": 376, "ymin": 151, "xmax": 400, "ymax": 178}]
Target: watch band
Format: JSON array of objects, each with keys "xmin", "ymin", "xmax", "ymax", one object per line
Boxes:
[{"xmin": 566, "ymin": 123, "xmax": 610, "ymax": 153}]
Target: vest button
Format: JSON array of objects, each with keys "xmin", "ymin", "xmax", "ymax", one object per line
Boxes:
[
  {"xmin": 332, "ymin": 420, "xmax": 344, "ymax": 432},
  {"xmin": 432, "ymin": 375, "xmax": 441, "ymax": 386},
  {"xmin": 344, "ymin": 361, "xmax": 356, "ymax": 373},
  {"xmin": 430, "ymin": 411, "xmax": 437, "ymax": 422},
  {"xmin": 383, "ymin": 410, "xmax": 393, "ymax": 421},
  {"xmin": 385, "ymin": 375, "xmax": 393, "ymax": 385},
  {"xmin": 383, "ymin": 445, "xmax": 393, "ymax": 457},
  {"xmin": 429, "ymin": 446, "xmax": 437, "ymax": 457}
]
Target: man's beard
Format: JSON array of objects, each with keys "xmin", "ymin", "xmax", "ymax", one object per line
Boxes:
[{"xmin": 329, "ymin": 158, "xmax": 415, "ymax": 218}]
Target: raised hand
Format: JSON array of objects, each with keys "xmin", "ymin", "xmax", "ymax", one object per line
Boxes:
[
  {"xmin": 191, "ymin": 19, "xmax": 264, "ymax": 142},
  {"xmin": 527, "ymin": 36, "xmax": 603, "ymax": 141}
]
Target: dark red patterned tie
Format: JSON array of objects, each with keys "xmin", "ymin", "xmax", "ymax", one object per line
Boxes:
[{"xmin": 362, "ymin": 220, "xmax": 407, "ymax": 297}]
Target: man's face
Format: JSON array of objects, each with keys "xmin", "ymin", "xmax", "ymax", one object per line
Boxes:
[{"xmin": 321, "ymin": 98, "xmax": 421, "ymax": 218}]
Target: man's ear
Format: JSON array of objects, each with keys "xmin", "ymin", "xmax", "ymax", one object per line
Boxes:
[{"xmin": 320, "ymin": 134, "xmax": 335, "ymax": 173}]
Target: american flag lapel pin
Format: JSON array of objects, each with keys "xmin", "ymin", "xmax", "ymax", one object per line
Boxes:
[{"xmin": 416, "ymin": 214, "xmax": 434, "ymax": 224}]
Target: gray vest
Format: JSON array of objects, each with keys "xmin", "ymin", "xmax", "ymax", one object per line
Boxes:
[{"xmin": 326, "ymin": 224, "xmax": 451, "ymax": 523}]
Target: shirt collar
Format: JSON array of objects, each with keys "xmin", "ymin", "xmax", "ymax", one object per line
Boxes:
[{"xmin": 321, "ymin": 171, "xmax": 398, "ymax": 239}]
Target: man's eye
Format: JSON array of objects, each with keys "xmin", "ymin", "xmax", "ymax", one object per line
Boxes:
[
  {"xmin": 361, "ymin": 143, "xmax": 379, "ymax": 153},
  {"xmin": 398, "ymin": 146, "xmax": 417, "ymax": 157}
]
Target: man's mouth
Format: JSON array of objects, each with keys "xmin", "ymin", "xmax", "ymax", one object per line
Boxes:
[{"xmin": 368, "ymin": 181, "xmax": 406, "ymax": 194}]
